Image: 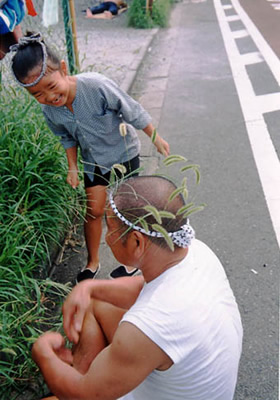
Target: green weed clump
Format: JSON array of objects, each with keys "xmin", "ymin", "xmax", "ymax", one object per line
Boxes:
[
  {"xmin": 0, "ymin": 273, "xmax": 70, "ymax": 398},
  {"xmin": 128, "ymin": 0, "xmax": 172, "ymax": 29},
  {"xmin": 0, "ymin": 87, "xmax": 83, "ymax": 397}
]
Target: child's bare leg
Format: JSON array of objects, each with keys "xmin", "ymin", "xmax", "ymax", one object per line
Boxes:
[
  {"xmin": 84, "ymin": 186, "xmax": 107, "ymax": 270},
  {"xmin": 72, "ymin": 299, "xmax": 127, "ymax": 374}
]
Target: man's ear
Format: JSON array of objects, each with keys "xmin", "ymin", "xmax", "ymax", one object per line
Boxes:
[
  {"xmin": 128, "ymin": 231, "xmax": 147, "ymax": 257},
  {"xmin": 60, "ymin": 60, "xmax": 68, "ymax": 75}
]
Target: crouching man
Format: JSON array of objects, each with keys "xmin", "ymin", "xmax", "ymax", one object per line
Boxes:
[{"xmin": 32, "ymin": 175, "xmax": 243, "ymax": 400}]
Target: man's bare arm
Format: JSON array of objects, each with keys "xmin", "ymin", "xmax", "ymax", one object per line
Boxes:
[
  {"xmin": 32, "ymin": 322, "xmax": 172, "ymax": 400},
  {"xmin": 63, "ymin": 276, "xmax": 144, "ymax": 343}
]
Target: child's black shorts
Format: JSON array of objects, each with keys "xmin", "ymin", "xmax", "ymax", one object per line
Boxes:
[{"xmin": 84, "ymin": 155, "xmax": 140, "ymax": 188}]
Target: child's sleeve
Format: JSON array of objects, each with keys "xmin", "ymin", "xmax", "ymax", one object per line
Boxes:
[
  {"xmin": 99, "ymin": 78, "xmax": 152, "ymax": 130},
  {"xmin": 43, "ymin": 113, "xmax": 78, "ymax": 150}
]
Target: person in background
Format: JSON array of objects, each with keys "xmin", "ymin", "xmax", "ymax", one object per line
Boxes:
[
  {"xmin": 85, "ymin": 0, "xmax": 128, "ymax": 19},
  {"xmin": 0, "ymin": 0, "xmax": 36, "ymax": 59},
  {"xmin": 0, "ymin": 0, "xmax": 24, "ymax": 59}
]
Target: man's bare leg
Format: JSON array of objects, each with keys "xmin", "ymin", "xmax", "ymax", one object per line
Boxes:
[
  {"xmin": 72, "ymin": 309, "xmax": 106, "ymax": 374},
  {"xmin": 72, "ymin": 299, "xmax": 127, "ymax": 374}
]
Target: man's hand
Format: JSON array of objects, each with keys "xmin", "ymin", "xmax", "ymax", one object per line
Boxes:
[
  {"xmin": 63, "ymin": 281, "xmax": 93, "ymax": 344},
  {"xmin": 32, "ymin": 332, "xmax": 73, "ymax": 366},
  {"xmin": 67, "ymin": 169, "xmax": 79, "ymax": 189}
]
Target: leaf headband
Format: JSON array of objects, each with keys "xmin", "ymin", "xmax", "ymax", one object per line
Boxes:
[
  {"xmin": 10, "ymin": 32, "xmax": 48, "ymax": 88},
  {"xmin": 108, "ymin": 191, "xmax": 195, "ymax": 248}
]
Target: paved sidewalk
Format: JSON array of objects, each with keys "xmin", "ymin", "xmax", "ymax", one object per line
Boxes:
[{"xmin": 74, "ymin": 0, "xmax": 158, "ymax": 92}]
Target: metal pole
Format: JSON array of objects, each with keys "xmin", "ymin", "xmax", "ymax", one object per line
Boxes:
[
  {"xmin": 61, "ymin": 0, "xmax": 75, "ymax": 74},
  {"xmin": 69, "ymin": 0, "xmax": 80, "ymax": 71}
]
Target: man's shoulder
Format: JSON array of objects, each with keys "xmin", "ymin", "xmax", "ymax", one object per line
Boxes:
[{"xmin": 191, "ymin": 239, "xmax": 221, "ymax": 265}]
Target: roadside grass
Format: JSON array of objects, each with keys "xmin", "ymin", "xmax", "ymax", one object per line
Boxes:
[
  {"xmin": 128, "ymin": 0, "xmax": 173, "ymax": 28},
  {"xmin": 0, "ymin": 86, "xmax": 84, "ymax": 398},
  {"xmin": 0, "ymin": 273, "xmax": 71, "ymax": 398}
]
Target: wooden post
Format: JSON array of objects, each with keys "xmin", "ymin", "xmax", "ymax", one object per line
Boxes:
[
  {"xmin": 146, "ymin": 0, "xmax": 153, "ymax": 15},
  {"xmin": 69, "ymin": 0, "xmax": 80, "ymax": 71}
]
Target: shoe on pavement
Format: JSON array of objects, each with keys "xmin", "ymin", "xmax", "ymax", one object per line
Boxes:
[
  {"xmin": 76, "ymin": 264, "xmax": 100, "ymax": 283},
  {"xmin": 109, "ymin": 265, "xmax": 140, "ymax": 279}
]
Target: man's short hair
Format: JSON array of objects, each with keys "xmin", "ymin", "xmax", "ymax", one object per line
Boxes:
[{"xmin": 112, "ymin": 176, "xmax": 187, "ymax": 249}]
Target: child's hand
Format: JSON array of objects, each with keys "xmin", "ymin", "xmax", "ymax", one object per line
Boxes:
[
  {"xmin": 67, "ymin": 169, "xmax": 79, "ymax": 189},
  {"xmin": 143, "ymin": 124, "xmax": 170, "ymax": 157},
  {"xmin": 154, "ymin": 135, "xmax": 170, "ymax": 157}
]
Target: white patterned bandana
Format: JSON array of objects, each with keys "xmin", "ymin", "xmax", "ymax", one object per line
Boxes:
[
  {"xmin": 108, "ymin": 192, "xmax": 195, "ymax": 248},
  {"xmin": 10, "ymin": 32, "xmax": 48, "ymax": 88}
]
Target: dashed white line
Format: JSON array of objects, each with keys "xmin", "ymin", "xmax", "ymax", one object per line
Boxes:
[
  {"xmin": 266, "ymin": 0, "xmax": 280, "ymax": 11},
  {"xmin": 255, "ymin": 92, "xmax": 280, "ymax": 114},
  {"xmin": 232, "ymin": 29, "xmax": 249, "ymax": 38},
  {"xmin": 226, "ymin": 14, "xmax": 241, "ymax": 21},
  {"xmin": 241, "ymin": 52, "xmax": 264, "ymax": 65},
  {"xmin": 231, "ymin": 0, "xmax": 280, "ymax": 86},
  {"xmin": 214, "ymin": 0, "xmax": 280, "ymax": 248}
]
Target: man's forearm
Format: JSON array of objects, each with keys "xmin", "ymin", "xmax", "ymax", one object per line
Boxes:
[
  {"xmin": 88, "ymin": 275, "xmax": 144, "ymax": 309},
  {"xmin": 38, "ymin": 354, "xmax": 85, "ymax": 400}
]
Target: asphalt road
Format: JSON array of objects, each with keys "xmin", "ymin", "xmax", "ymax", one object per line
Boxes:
[
  {"xmin": 239, "ymin": 0, "xmax": 280, "ymax": 58},
  {"xmin": 131, "ymin": 0, "xmax": 279, "ymax": 399}
]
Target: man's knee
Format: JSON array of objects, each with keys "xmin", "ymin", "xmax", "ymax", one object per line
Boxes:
[{"xmin": 91, "ymin": 299, "xmax": 127, "ymax": 343}]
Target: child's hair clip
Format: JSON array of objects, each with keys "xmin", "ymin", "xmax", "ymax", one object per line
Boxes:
[
  {"xmin": 9, "ymin": 32, "xmax": 45, "ymax": 52},
  {"xmin": 10, "ymin": 32, "xmax": 48, "ymax": 88}
]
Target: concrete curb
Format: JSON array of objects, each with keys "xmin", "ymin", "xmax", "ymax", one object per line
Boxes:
[{"xmin": 120, "ymin": 28, "xmax": 159, "ymax": 93}]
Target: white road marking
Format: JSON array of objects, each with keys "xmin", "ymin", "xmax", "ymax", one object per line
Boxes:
[
  {"xmin": 232, "ymin": 29, "xmax": 249, "ymax": 38},
  {"xmin": 241, "ymin": 52, "xmax": 264, "ymax": 65},
  {"xmin": 226, "ymin": 14, "xmax": 241, "ymax": 21},
  {"xmin": 214, "ymin": 0, "xmax": 280, "ymax": 248},
  {"xmin": 255, "ymin": 92, "xmax": 280, "ymax": 114},
  {"xmin": 231, "ymin": 0, "xmax": 280, "ymax": 86}
]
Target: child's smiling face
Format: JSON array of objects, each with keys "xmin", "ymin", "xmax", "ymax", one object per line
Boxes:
[{"xmin": 26, "ymin": 61, "xmax": 75, "ymax": 107}]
